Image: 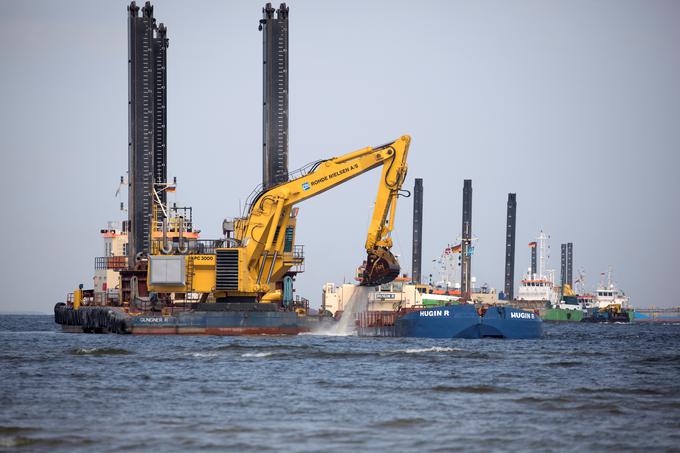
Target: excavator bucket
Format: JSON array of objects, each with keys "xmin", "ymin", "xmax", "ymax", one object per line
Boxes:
[{"xmin": 360, "ymin": 248, "xmax": 400, "ymax": 286}]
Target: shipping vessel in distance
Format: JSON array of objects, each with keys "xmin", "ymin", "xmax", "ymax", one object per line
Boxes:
[
  {"xmin": 505, "ymin": 231, "xmax": 637, "ymax": 323},
  {"xmin": 54, "ymin": 2, "xmax": 412, "ymax": 335}
]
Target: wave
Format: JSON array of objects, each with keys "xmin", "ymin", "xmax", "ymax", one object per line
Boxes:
[
  {"xmin": 213, "ymin": 343, "xmax": 313, "ymax": 351},
  {"xmin": 187, "ymin": 352, "xmax": 218, "ymax": 358},
  {"xmin": 575, "ymin": 387, "xmax": 666, "ymax": 396},
  {"xmin": 0, "ymin": 434, "xmax": 94, "ymax": 449},
  {"xmin": 546, "ymin": 360, "xmax": 584, "ymax": 368},
  {"xmin": 391, "ymin": 346, "xmax": 463, "ymax": 354},
  {"xmin": 234, "ymin": 347, "xmax": 471, "ymax": 359},
  {"xmin": 372, "ymin": 417, "xmax": 427, "ymax": 428},
  {"xmin": 69, "ymin": 347, "xmax": 133, "ymax": 356},
  {"xmin": 0, "ymin": 427, "xmax": 39, "ymax": 435},
  {"xmin": 430, "ymin": 384, "xmax": 506, "ymax": 394},
  {"xmin": 0, "ymin": 437, "xmax": 38, "ymax": 449},
  {"xmin": 241, "ymin": 352, "xmax": 275, "ymax": 358},
  {"xmin": 636, "ymin": 354, "xmax": 680, "ymax": 365},
  {"xmin": 571, "ymin": 402, "xmax": 624, "ymax": 414}
]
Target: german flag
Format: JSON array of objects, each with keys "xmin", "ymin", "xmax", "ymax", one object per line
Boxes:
[
  {"xmin": 444, "ymin": 244, "xmax": 462, "ymax": 255},
  {"xmin": 528, "ymin": 242, "xmax": 537, "ymax": 248}
]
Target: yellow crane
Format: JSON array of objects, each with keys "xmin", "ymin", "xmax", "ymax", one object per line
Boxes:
[{"xmin": 147, "ymin": 135, "xmax": 411, "ymax": 304}]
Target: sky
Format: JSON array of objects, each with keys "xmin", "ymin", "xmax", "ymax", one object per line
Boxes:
[{"xmin": 0, "ymin": 0, "xmax": 679, "ymax": 313}]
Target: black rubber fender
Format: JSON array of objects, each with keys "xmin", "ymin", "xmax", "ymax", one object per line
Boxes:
[
  {"xmin": 54, "ymin": 303, "xmax": 65, "ymax": 324},
  {"xmin": 119, "ymin": 318, "xmax": 131, "ymax": 334},
  {"xmin": 81, "ymin": 309, "xmax": 90, "ymax": 329}
]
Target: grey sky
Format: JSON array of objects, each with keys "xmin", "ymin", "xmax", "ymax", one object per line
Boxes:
[{"xmin": 1, "ymin": 0, "xmax": 678, "ymax": 313}]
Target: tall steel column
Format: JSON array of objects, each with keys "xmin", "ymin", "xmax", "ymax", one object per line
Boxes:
[
  {"xmin": 504, "ymin": 193, "xmax": 516, "ymax": 300},
  {"xmin": 127, "ymin": 1, "xmax": 167, "ymax": 263},
  {"xmin": 152, "ymin": 23, "xmax": 168, "ymax": 208},
  {"xmin": 461, "ymin": 180, "xmax": 473, "ymax": 300},
  {"xmin": 567, "ymin": 242, "xmax": 573, "ymax": 288},
  {"xmin": 560, "ymin": 243, "xmax": 567, "ymax": 288},
  {"xmin": 260, "ymin": 3, "xmax": 289, "ymax": 190},
  {"xmin": 530, "ymin": 243, "xmax": 537, "ymax": 277},
  {"xmin": 411, "ymin": 178, "xmax": 423, "ymax": 284}
]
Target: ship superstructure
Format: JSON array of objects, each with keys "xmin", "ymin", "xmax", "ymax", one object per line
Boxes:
[
  {"xmin": 322, "ymin": 276, "xmax": 457, "ymax": 317},
  {"xmin": 516, "ymin": 230, "xmax": 560, "ymax": 305},
  {"xmin": 593, "ymin": 268, "xmax": 631, "ymax": 310}
]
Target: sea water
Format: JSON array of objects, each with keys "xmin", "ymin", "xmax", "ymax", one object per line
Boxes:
[{"xmin": 1, "ymin": 315, "xmax": 679, "ymax": 451}]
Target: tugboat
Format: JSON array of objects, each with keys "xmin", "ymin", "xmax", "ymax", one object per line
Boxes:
[{"xmin": 582, "ymin": 268, "xmax": 633, "ymax": 322}]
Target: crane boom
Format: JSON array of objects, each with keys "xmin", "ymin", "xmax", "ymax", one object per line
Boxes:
[
  {"xmin": 147, "ymin": 135, "xmax": 411, "ymax": 303},
  {"xmin": 234, "ymin": 135, "xmax": 410, "ymax": 295}
]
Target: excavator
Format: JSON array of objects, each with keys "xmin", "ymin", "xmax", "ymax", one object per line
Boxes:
[{"xmin": 146, "ymin": 135, "xmax": 411, "ymax": 304}]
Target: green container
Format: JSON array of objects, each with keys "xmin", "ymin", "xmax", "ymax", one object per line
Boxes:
[
  {"xmin": 421, "ymin": 297, "xmax": 459, "ymax": 307},
  {"xmin": 542, "ymin": 308, "xmax": 583, "ymax": 322}
]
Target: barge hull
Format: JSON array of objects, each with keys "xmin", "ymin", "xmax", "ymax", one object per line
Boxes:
[
  {"xmin": 132, "ymin": 326, "xmax": 308, "ymax": 335},
  {"xmin": 55, "ymin": 304, "xmax": 333, "ymax": 335},
  {"xmin": 359, "ymin": 305, "xmax": 542, "ymax": 339}
]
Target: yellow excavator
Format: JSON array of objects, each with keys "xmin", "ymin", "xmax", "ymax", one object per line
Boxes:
[{"xmin": 147, "ymin": 135, "xmax": 411, "ymax": 304}]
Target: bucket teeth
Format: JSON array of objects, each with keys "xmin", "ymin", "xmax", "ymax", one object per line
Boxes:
[{"xmin": 360, "ymin": 248, "xmax": 400, "ymax": 287}]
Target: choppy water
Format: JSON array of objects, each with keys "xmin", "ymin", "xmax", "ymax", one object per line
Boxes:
[{"xmin": 1, "ymin": 315, "xmax": 679, "ymax": 452}]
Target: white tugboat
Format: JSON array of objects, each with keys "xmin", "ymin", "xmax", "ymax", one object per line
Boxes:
[{"xmin": 593, "ymin": 268, "xmax": 631, "ymax": 309}]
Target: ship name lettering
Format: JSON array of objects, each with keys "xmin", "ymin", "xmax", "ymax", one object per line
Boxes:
[
  {"xmin": 419, "ymin": 310, "xmax": 450, "ymax": 317},
  {"xmin": 510, "ymin": 312, "xmax": 534, "ymax": 320}
]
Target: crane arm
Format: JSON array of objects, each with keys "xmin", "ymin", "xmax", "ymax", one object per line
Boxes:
[{"xmin": 235, "ymin": 135, "xmax": 410, "ymax": 288}]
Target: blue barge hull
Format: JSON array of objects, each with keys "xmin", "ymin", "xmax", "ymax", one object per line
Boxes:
[{"xmin": 360, "ymin": 305, "xmax": 542, "ymax": 339}]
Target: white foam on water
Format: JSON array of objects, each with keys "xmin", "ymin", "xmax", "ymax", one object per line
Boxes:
[
  {"xmin": 393, "ymin": 347, "xmax": 463, "ymax": 354},
  {"xmin": 241, "ymin": 352, "xmax": 274, "ymax": 358}
]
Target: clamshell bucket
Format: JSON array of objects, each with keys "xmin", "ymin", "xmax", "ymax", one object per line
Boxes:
[{"xmin": 360, "ymin": 248, "xmax": 400, "ymax": 286}]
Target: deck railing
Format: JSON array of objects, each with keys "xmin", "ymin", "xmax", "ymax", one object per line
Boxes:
[{"xmin": 94, "ymin": 256, "xmax": 128, "ymax": 270}]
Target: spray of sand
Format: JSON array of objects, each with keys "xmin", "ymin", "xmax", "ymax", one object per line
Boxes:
[
  {"xmin": 313, "ymin": 286, "xmax": 370, "ymax": 336},
  {"xmin": 334, "ymin": 286, "xmax": 370, "ymax": 335}
]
